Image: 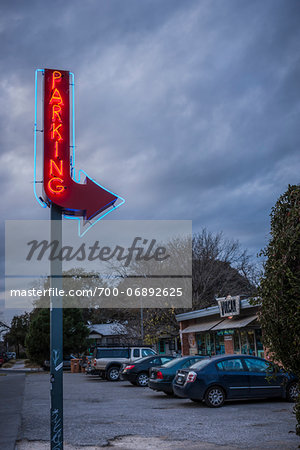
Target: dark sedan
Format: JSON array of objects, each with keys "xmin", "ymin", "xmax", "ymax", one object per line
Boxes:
[
  {"xmin": 173, "ymin": 354, "xmax": 299, "ymax": 407},
  {"xmin": 149, "ymin": 356, "xmax": 205, "ymax": 395},
  {"xmin": 120, "ymin": 355, "xmax": 175, "ymax": 387}
]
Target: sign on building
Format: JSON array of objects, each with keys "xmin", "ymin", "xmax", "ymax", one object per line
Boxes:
[{"xmin": 217, "ymin": 295, "xmax": 240, "ymax": 317}]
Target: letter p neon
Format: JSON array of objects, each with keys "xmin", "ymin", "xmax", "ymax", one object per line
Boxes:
[{"xmin": 52, "ymin": 71, "xmax": 62, "ymax": 89}]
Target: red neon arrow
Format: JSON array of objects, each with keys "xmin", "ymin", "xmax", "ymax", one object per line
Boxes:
[
  {"xmin": 46, "ymin": 173, "xmax": 117, "ymax": 220},
  {"xmin": 43, "ymin": 68, "xmax": 117, "ymax": 220}
]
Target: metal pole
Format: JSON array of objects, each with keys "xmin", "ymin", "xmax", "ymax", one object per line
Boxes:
[
  {"xmin": 50, "ymin": 203, "xmax": 63, "ymax": 449},
  {"xmin": 140, "ymin": 296, "xmax": 144, "ymax": 344}
]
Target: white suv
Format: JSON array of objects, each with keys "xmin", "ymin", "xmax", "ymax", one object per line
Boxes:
[{"xmin": 92, "ymin": 347, "xmax": 157, "ymax": 381}]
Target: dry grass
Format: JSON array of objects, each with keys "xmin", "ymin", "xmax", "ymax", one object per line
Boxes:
[
  {"xmin": 2, "ymin": 361, "xmax": 15, "ymax": 368},
  {"xmin": 24, "ymin": 360, "xmax": 42, "ymax": 369}
]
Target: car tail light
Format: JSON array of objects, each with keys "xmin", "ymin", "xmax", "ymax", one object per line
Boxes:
[
  {"xmin": 93, "ymin": 360, "xmax": 96, "ymax": 367},
  {"xmin": 186, "ymin": 371, "xmax": 197, "ymax": 383},
  {"xmin": 125, "ymin": 365, "xmax": 135, "ymax": 370},
  {"xmin": 156, "ymin": 371, "xmax": 163, "ymax": 379}
]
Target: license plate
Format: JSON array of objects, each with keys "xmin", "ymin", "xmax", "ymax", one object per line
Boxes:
[{"xmin": 177, "ymin": 375, "xmax": 185, "ymax": 384}]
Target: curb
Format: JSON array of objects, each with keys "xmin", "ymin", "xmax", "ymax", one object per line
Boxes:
[{"xmin": 0, "ymin": 368, "xmax": 44, "ymax": 373}]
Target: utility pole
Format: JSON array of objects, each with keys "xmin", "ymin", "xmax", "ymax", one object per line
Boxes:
[{"xmin": 140, "ymin": 296, "xmax": 144, "ymax": 344}]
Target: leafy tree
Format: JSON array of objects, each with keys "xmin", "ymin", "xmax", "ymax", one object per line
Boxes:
[
  {"xmin": 5, "ymin": 313, "xmax": 30, "ymax": 357},
  {"xmin": 192, "ymin": 229, "xmax": 257, "ymax": 308},
  {"xmin": 25, "ymin": 235, "xmax": 255, "ymax": 354},
  {"xmin": 102, "ymin": 230, "xmax": 257, "ymax": 346},
  {"xmin": 257, "ymin": 185, "xmax": 300, "ymax": 434},
  {"xmin": 25, "ymin": 308, "xmax": 89, "ymax": 364},
  {"xmin": 142, "ymin": 308, "xmax": 179, "ymax": 347},
  {"xmin": 24, "ymin": 309, "xmax": 50, "ymax": 363}
]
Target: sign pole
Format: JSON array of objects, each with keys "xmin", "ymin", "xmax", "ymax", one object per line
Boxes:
[
  {"xmin": 50, "ymin": 202, "xmax": 63, "ymax": 449},
  {"xmin": 35, "ymin": 67, "xmax": 124, "ymax": 447}
]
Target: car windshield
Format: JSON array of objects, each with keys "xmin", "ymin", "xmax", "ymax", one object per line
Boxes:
[
  {"xmin": 132, "ymin": 356, "xmax": 153, "ymax": 364},
  {"xmin": 162, "ymin": 358, "xmax": 185, "ymax": 368},
  {"xmin": 141, "ymin": 348, "xmax": 156, "ymax": 357},
  {"xmin": 95, "ymin": 348, "xmax": 130, "ymax": 358},
  {"xmin": 189, "ymin": 358, "xmax": 211, "ymax": 370}
]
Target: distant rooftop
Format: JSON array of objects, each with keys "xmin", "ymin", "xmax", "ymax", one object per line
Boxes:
[{"xmin": 88, "ymin": 323, "xmax": 127, "ymax": 336}]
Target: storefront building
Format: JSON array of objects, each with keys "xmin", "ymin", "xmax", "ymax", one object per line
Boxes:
[
  {"xmin": 156, "ymin": 335, "xmax": 181, "ymax": 355},
  {"xmin": 176, "ymin": 297, "xmax": 264, "ymax": 358}
]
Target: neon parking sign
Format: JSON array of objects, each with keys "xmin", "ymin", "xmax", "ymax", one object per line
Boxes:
[
  {"xmin": 43, "ymin": 68, "xmax": 123, "ymax": 221},
  {"xmin": 34, "ymin": 68, "xmax": 124, "ymax": 234}
]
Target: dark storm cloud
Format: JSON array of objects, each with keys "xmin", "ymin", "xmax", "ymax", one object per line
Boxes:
[{"xmin": 1, "ymin": 0, "xmax": 300, "ymax": 298}]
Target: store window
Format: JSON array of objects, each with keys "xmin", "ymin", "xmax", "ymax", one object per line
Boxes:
[
  {"xmin": 240, "ymin": 330, "xmax": 248, "ymax": 354},
  {"xmin": 169, "ymin": 340, "xmax": 175, "ymax": 351},
  {"xmin": 255, "ymin": 329, "xmax": 264, "ymax": 358},
  {"xmin": 240, "ymin": 330, "xmax": 256, "ymax": 355},
  {"xmin": 247, "ymin": 330, "xmax": 256, "ymax": 355},
  {"xmin": 196, "ymin": 333, "xmax": 216, "ymax": 355},
  {"xmin": 215, "ymin": 332, "xmax": 225, "ymax": 354},
  {"xmin": 196, "ymin": 334, "xmax": 206, "ymax": 355},
  {"xmin": 205, "ymin": 333, "xmax": 214, "ymax": 356},
  {"xmin": 233, "ymin": 332, "xmax": 240, "ymax": 353}
]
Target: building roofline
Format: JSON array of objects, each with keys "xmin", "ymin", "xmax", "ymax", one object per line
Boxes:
[{"xmin": 176, "ymin": 297, "xmax": 259, "ymax": 322}]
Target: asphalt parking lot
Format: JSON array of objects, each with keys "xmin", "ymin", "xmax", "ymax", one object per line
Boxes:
[{"xmin": 2, "ymin": 371, "xmax": 299, "ymax": 449}]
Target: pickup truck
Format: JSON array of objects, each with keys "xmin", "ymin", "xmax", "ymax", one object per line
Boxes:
[{"xmin": 92, "ymin": 347, "xmax": 157, "ymax": 381}]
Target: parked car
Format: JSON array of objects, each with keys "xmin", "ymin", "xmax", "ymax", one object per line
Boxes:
[
  {"xmin": 92, "ymin": 347, "xmax": 157, "ymax": 381},
  {"xmin": 120, "ymin": 355, "xmax": 175, "ymax": 387},
  {"xmin": 43, "ymin": 354, "xmax": 77, "ymax": 371},
  {"xmin": 149, "ymin": 356, "xmax": 206, "ymax": 395},
  {"xmin": 86, "ymin": 358, "xmax": 93, "ymax": 374},
  {"xmin": 173, "ymin": 354, "xmax": 299, "ymax": 407},
  {"xmin": 86, "ymin": 357, "xmax": 99, "ymax": 375},
  {"xmin": 0, "ymin": 352, "xmax": 8, "ymax": 363},
  {"xmin": 81, "ymin": 356, "xmax": 93, "ymax": 373}
]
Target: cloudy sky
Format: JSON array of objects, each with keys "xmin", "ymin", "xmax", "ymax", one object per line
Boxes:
[{"xmin": 1, "ymin": 0, "xmax": 299, "ymax": 298}]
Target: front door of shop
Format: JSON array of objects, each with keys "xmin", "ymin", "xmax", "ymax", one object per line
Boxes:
[{"xmin": 205, "ymin": 333, "xmax": 212, "ymax": 355}]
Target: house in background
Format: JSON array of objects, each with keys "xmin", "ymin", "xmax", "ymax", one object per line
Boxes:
[
  {"xmin": 87, "ymin": 323, "xmax": 180, "ymax": 355},
  {"xmin": 87, "ymin": 323, "xmax": 127, "ymax": 349},
  {"xmin": 153, "ymin": 332, "xmax": 181, "ymax": 355}
]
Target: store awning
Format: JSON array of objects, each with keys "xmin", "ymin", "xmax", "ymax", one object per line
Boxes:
[
  {"xmin": 181, "ymin": 319, "xmax": 224, "ymax": 334},
  {"xmin": 211, "ymin": 315, "xmax": 258, "ymax": 331}
]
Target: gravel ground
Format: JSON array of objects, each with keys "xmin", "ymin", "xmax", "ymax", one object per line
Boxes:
[{"xmin": 16, "ymin": 372, "xmax": 299, "ymax": 449}]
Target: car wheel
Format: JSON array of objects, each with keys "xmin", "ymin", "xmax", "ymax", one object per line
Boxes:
[
  {"xmin": 136, "ymin": 372, "xmax": 149, "ymax": 387},
  {"xmin": 107, "ymin": 367, "xmax": 120, "ymax": 381},
  {"xmin": 286, "ymin": 382, "xmax": 299, "ymax": 402},
  {"xmin": 204, "ymin": 386, "xmax": 225, "ymax": 407}
]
